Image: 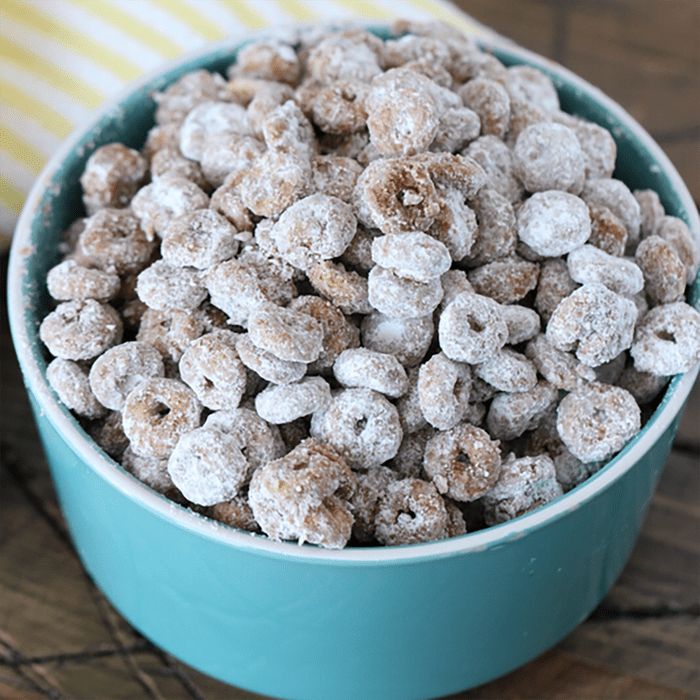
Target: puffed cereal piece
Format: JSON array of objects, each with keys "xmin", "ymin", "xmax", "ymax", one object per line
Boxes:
[
  {"xmin": 333, "ymin": 348, "xmax": 408, "ymax": 398},
  {"xmin": 142, "ymin": 123, "xmax": 181, "ymax": 160},
  {"xmin": 486, "ymin": 380, "xmax": 558, "ymax": 440},
  {"xmin": 414, "ymin": 151, "xmax": 486, "ymax": 198},
  {"xmin": 361, "ymin": 311, "xmax": 433, "ymax": 367},
  {"xmin": 505, "ymin": 65, "xmax": 559, "ymax": 112},
  {"xmin": 655, "ymin": 215, "xmax": 700, "ymax": 284},
  {"xmin": 505, "ymin": 98, "xmax": 550, "ymax": 147},
  {"xmin": 209, "ymin": 495, "xmax": 260, "ymax": 533},
  {"xmin": 122, "ymin": 447, "xmax": 176, "ymax": 496},
  {"xmin": 634, "ymin": 189, "xmax": 665, "ymax": 238},
  {"xmin": 249, "ymin": 438, "xmax": 356, "ymax": 549},
  {"xmin": 396, "ymin": 368, "xmax": 428, "ymax": 434},
  {"xmin": 246, "ymin": 83, "xmax": 295, "ymax": 138},
  {"xmin": 150, "ymin": 146, "xmax": 208, "ymax": 190},
  {"xmin": 429, "ymin": 189, "xmax": 479, "ymax": 261},
  {"xmin": 417, "ymin": 352, "xmax": 472, "ymax": 431},
  {"xmin": 200, "ymin": 134, "xmax": 265, "ymax": 189},
  {"xmin": 383, "ymin": 34, "xmax": 451, "ymax": 70},
  {"xmin": 500, "ymin": 304, "xmax": 541, "ymax": 344},
  {"xmin": 466, "ymin": 188, "xmax": 517, "ymax": 264},
  {"xmin": 557, "ymin": 382, "xmax": 641, "ymax": 462},
  {"xmin": 438, "ymin": 292, "xmax": 508, "ymax": 364},
  {"xmin": 617, "ymin": 364, "xmax": 669, "ymax": 405},
  {"xmin": 567, "ymin": 244, "xmax": 644, "ymax": 296},
  {"xmin": 391, "ymin": 427, "xmax": 431, "ymax": 478},
  {"xmin": 582, "ymin": 178, "xmax": 641, "ymax": 245},
  {"xmin": 255, "ymin": 376, "xmax": 331, "ymax": 425},
  {"xmin": 525, "ymin": 334, "xmax": 595, "ymax": 390},
  {"xmin": 630, "ymin": 302, "xmax": 700, "ymax": 375},
  {"xmin": 311, "ymin": 81, "xmax": 368, "ymax": 135},
  {"xmin": 40, "ymin": 300, "xmax": 122, "ymax": 361},
  {"xmin": 167, "ymin": 426, "xmax": 248, "ymax": 506},
  {"xmin": 547, "ymin": 283, "xmax": 637, "ymax": 367},
  {"xmin": 47, "ymin": 260, "xmax": 120, "ymax": 302},
  {"xmin": 534, "ymin": 258, "xmax": 578, "ymax": 323},
  {"xmin": 209, "ymin": 175, "xmax": 254, "ymax": 232},
  {"xmin": 307, "ymin": 30, "xmax": 383, "ymax": 84},
  {"xmin": 350, "ymin": 466, "xmax": 397, "ymax": 543},
  {"xmin": 593, "ymin": 351, "xmax": 627, "ymax": 385},
  {"xmin": 368, "ymin": 265, "xmax": 443, "ymax": 320},
  {"xmin": 464, "ymin": 135, "xmax": 523, "ymax": 204},
  {"xmin": 79, "ymin": 209, "xmax": 155, "ymax": 274},
  {"xmin": 513, "ymin": 122, "xmax": 585, "ymax": 194},
  {"xmin": 517, "ymin": 190, "xmax": 591, "ymax": 256},
  {"xmin": 467, "ymin": 255, "xmax": 540, "ymax": 305},
  {"xmin": 136, "ymin": 261, "xmax": 206, "ymax": 313},
  {"xmin": 312, "ymin": 155, "xmax": 363, "ymax": 202},
  {"xmin": 571, "ymin": 120, "xmax": 617, "ymax": 180},
  {"xmin": 88, "ymin": 410, "xmax": 129, "ymax": 458},
  {"xmin": 261, "ymin": 100, "xmax": 316, "ymax": 155},
  {"xmin": 310, "ymin": 388, "xmax": 403, "ymax": 469},
  {"xmin": 375, "ymin": 478, "xmax": 449, "ymax": 546},
  {"xmin": 136, "ymin": 308, "xmax": 204, "ymax": 365},
  {"xmin": 154, "ymin": 69, "xmax": 227, "ymax": 125},
  {"xmin": 475, "ymin": 348, "xmax": 537, "ymax": 393},
  {"xmin": 587, "ymin": 204, "xmax": 628, "ymax": 257},
  {"xmin": 634, "ymin": 236, "xmax": 686, "ymax": 304},
  {"xmin": 47, "ymin": 358, "xmax": 106, "ymax": 418},
  {"xmin": 482, "ymin": 453, "xmax": 563, "ymax": 525},
  {"xmin": 371, "ymin": 232, "xmax": 451, "ymax": 282},
  {"xmin": 439, "ymin": 270, "xmax": 474, "ymax": 309},
  {"xmin": 131, "ymin": 175, "xmax": 210, "ymax": 239},
  {"xmin": 122, "ymin": 377, "xmax": 202, "ymax": 459},
  {"xmin": 179, "ymin": 101, "xmax": 250, "ymax": 161},
  {"xmin": 89, "ymin": 341, "xmax": 165, "ymax": 411},
  {"xmin": 458, "ymin": 77, "xmax": 511, "ymax": 139},
  {"xmin": 432, "ymin": 106, "xmax": 481, "ymax": 152},
  {"xmin": 232, "ymin": 39, "xmax": 300, "ymax": 85},
  {"xmin": 307, "ymin": 261, "xmax": 372, "ymax": 315},
  {"xmin": 235, "ymin": 334, "xmax": 306, "ymax": 384}
]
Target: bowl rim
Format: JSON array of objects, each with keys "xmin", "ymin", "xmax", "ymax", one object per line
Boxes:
[{"xmin": 7, "ymin": 29, "xmax": 700, "ymax": 565}]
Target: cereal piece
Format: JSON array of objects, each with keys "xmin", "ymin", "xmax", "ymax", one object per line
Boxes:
[
  {"xmin": 210, "ymin": 173, "xmax": 254, "ymax": 231},
  {"xmin": 618, "ymin": 365, "xmax": 669, "ymax": 405},
  {"xmin": 89, "ymin": 341, "xmax": 165, "ymax": 411},
  {"xmin": 47, "ymin": 260, "xmax": 120, "ymax": 302},
  {"xmin": 350, "ymin": 466, "xmax": 397, "ymax": 543},
  {"xmin": 557, "ymin": 383, "xmax": 641, "ymax": 462},
  {"xmin": 466, "ymin": 188, "xmax": 517, "ymax": 264},
  {"xmin": 255, "ymin": 376, "xmax": 332, "ymax": 425},
  {"xmin": 655, "ymin": 215, "xmax": 700, "ymax": 284},
  {"xmin": 235, "ymin": 334, "xmax": 306, "ymax": 384},
  {"xmin": 581, "ymin": 178, "xmax": 641, "ymax": 246},
  {"xmin": 587, "ymin": 204, "xmax": 628, "ymax": 257},
  {"xmin": 417, "ymin": 352, "xmax": 472, "ymax": 431},
  {"xmin": 200, "ymin": 134, "xmax": 265, "ymax": 189},
  {"xmin": 261, "ymin": 100, "xmax": 316, "ymax": 155},
  {"xmin": 517, "ymin": 190, "xmax": 591, "ymax": 256},
  {"xmin": 249, "ymin": 438, "xmax": 356, "ymax": 549},
  {"xmin": 375, "ymin": 478, "xmax": 449, "ymax": 546},
  {"xmin": 154, "ymin": 69, "xmax": 227, "ymax": 125},
  {"xmin": 131, "ymin": 175, "xmax": 210, "ymax": 239},
  {"xmin": 505, "ymin": 65, "xmax": 559, "ymax": 112},
  {"xmin": 333, "ymin": 348, "xmax": 408, "ymax": 398},
  {"xmin": 246, "ymin": 83, "xmax": 296, "ymax": 138},
  {"xmin": 571, "ymin": 121, "xmax": 617, "ymax": 179},
  {"xmin": 630, "ymin": 302, "xmax": 700, "ymax": 375},
  {"xmin": 161, "ymin": 209, "xmax": 239, "ymax": 270},
  {"xmin": 233, "ymin": 40, "xmax": 300, "ymax": 84},
  {"xmin": 209, "ymin": 495, "xmax": 260, "ymax": 533},
  {"xmin": 136, "ymin": 261, "xmax": 206, "ymax": 313},
  {"xmin": 269, "ymin": 194, "xmax": 356, "ymax": 271},
  {"xmin": 179, "ymin": 101, "xmax": 250, "ymax": 161},
  {"xmin": 396, "ymin": 368, "xmax": 428, "ymax": 434},
  {"xmin": 40, "ymin": 300, "xmax": 122, "ymax": 361},
  {"xmin": 414, "ymin": 151, "xmax": 486, "ymax": 198},
  {"xmin": 500, "ymin": 304, "xmax": 541, "ymax": 344},
  {"xmin": 634, "ymin": 236, "xmax": 686, "ymax": 304},
  {"xmin": 89, "ymin": 410, "xmax": 129, "ymax": 458},
  {"xmin": 593, "ymin": 351, "xmax": 627, "ymax": 385},
  {"xmin": 136, "ymin": 308, "xmax": 204, "ymax": 365},
  {"xmin": 46, "ymin": 358, "xmax": 106, "ymax": 418},
  {"xmin": 438, "ymin": 292, "xmax": 508, "ymax": 364},
  {"xmin": 464, "ymin": 135, "xmax": 523, "ymax": 204},
  {"xmin": 361, "ymin": 311, "xmax": 433, "ymax": 367},
  {"xmin": 383, "ymin": 34, "xmax": 451, "ymax": 70},
  {"xmin": 547, "ymin": 283, "xmax": 637, "ymax": 367},
  {"xmin": 248, "ymin": 302, "xmax": 323, "ymax": 363},
  {"xmin": 567, "ymin": 244, "xmax": 644, "ymax": 295},
  {"xmin": 307, "ymin": 30, "xmax": 383, "ymax": 84},
  {"xmin": 289, "ymin": 295, "xmax": 360, "ymax": 371},
  {"xmin": 122, "ymin": 378, "xmax": 202, "ymax": 459},
  {"xmin": 486, "ymin": 380, "xmax": 558, "ymax": 440},
  {"xmin": 634, "ymin": 189, "xmax": 665, "ymax": 238},
  {"xmin": 432, "ymin": 106, "xmax": 481, "ymax": 152},
  {"xmin": 467, "ymin": 256, "xmax": 540, "ymax": 304},
  {"xmin": 475, "ymin": 348, "xmax": 537, "ymax": 393},
  {"xmin": 142, "ymin": 122, "xmax": 180, "ymax": 159},
  {"xmin": 459, "ymin": 77, "xmax": 511, "ymax": 138},
  {"xmin": 167, "ymin": 426, "xmax": 248, "ymax": 506},
  {"xmin": 525, "ymin": 334, "xmax": 595, "ymax": 390},
  {"xmin": 79, "ymin": 209, "xmax": 155, "ymax": 274},
  {"xmin": 534, "ymin": 258, "xmax": 578, "ymax": 323},
  {"xmin": 310, "ymin": 388, "xmax": 403, "ymax": 469},
  {"xmin": 513, "ymin": 122, "xmax": 585, "ymax": 194},
  {"xmin": 505, "ymin": 98, "xmax": 550, "ymax": 146},
  {"xmin": 307, "ymin": 261, "xmax": 371, "ymax": 315},
  {"xmin": 150, "ymin": 146, "xmax": 208, "ymax": 190},
  {"xmin": 371, "ymin": 232, "xmax": 451, "ymax": 282},
  {"xmin": 391, "ymin": 427, "xmax": 431, "ymax": 478},
  {"xmin": 439, "ymin": 270, "xmax": 474, "ymax": 309},
  {"xmin": 429, "ymin": 189, "xmax": 479, "ymax": 261},
  {"xmin": 311, "ymin": 81, "xmax": 368, "ymax": 135},
  {"xmin": 482, "ymin": 453, "xmax": 563, "ymax": 525},
  {"xmin": 122, "ymin": 447, "xmax": 176, "ymax": 496},
  {"xmin": 312, "ymin": 155, "xmax": 363, "ymax": 202},
  {"xmin": 277, "ymin": 417, "xmax": 310, "ymax": 451},
  {"xmin": 368, "ymin": 266, "xmax": 443, "ymax": 320}
]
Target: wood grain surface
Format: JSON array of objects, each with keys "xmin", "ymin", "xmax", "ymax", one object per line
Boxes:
[{"xmin": 1, "ymin": 1, "xmax": 698, "ymax": 698}]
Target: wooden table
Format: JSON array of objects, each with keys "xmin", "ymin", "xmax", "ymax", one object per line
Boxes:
[{"xmin": 1, "ymin": 1, "xmax": 698, "ymax": 697}]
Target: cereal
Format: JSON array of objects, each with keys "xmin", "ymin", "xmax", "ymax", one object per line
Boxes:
[
  {"xmin": 247, "ymin": 83, "xmax": 295, "ymax": 138},
  {"xmin": 312, "ymin": 155, "xmax": 363, "ymax": 202},
  {"xmin": 311, "ymin": 81, "xmax": 368, "ymax": 135},
  {"xmin": 89, "ymin": 341, "xmax": 165, "ymax": 411},
  {"xmin": 655, "ymin": 216, "xmax": 700, "ymax": 284},
  {"xmin": 517, "ymin": 190, "xmax": 591, "ymax": 256},
  {"xmin": 122, "ymin": 447, "xmax": 175, "ymax": 496},
  {"xmin": 506, "ymin": 65, "xmax": 559, "ymax": 112},
  {"xmin": 486, "ymin": 380, "xmax": 558, "ymax": 440},
  {"xmin": 534, "ymin": 258, "xmax": 578, "ymax": 323},
  {"xmin": 350, "ymin": 466, "xmax": 397, "ymax": 543},
  {"xmin": 500, "ymin": 304, "xmax": 541, "ymax": 344},
  {"xmin": 475, "ymin": 348, "xmax": 537, "ymax": 393},
  {"xmin": 209, "ymin": 496, "xmax": 260, "ymax": 533},
  {"xmin": 307, "ymin": 261, "xmax": 372, "ymax": 315},
  {"xmin": 47, "ymin": 260, "xmax": 120, "ymax": 302},
  {"xmin": 137, "ymin": 260, "xmax": 207, "ymax": 312},
  {"xmin": 587, "ymin": 204, "xmax": 628, "ymax": 257},
  {"xmin": 429, "ymin": 189, "xmax": 479, "ymax": 261},
  {"xmin": 46, "ymin": 358, "xmax": 106, "ymax": 418},
  {"xmin": 567, "ymin": 244, "xmax": 644, "ymax": 296},
  {"xmin": 396, "ymin": 368, "xmax": 428, "ymax": 435},
  {"xmin": 361, "ymin": 311, "xmax": 433, "ymax": 367},
  {"xmin": 464, "ymin": 135, "xmax": 523, "ymax": 204},
  {"xmin": 525, "ymin": 333, "xmax": 595, "ymax": 391},
  {"xmin": 89, "ymin": 410, "xmax": 129, "ymax": 458},
  {"xmin": 634, "ymin": 236, "xmax": 686, "ymax": 304},
  {"xmin": 310, "ymin": 388, "xmax": 403, "ymax": 469},
  {"xmin": 417, "ymin": 352, "xmax": 472, "ymax": 430},
  {"xmin": 467, "ymin": 256, "xmax": 540, "ymax": 304},
  {"xmin": 432, "ymin": 106, "xmax": 481, "ymax": 153},
  {"xmin": 235, "ymin": 333, "xmax": 306, "ymax": 385},
  {"xmin": 333, "ymin": 348, "xmax": 408, "ymax": 398},
  {"xmin": 150, "ymin": 146, "xmax": 208, "ymax": 190},
  {"xmin": 248, "ymin": 438, "xmax": 356, "ymax": 549},
  {"xmin": 391, "ymin": 427, "xmax": 430, "ymax": 478},
  {"xmin": 593, "ymin": 350, "xmax": 626, "ymax": 385},
  {"xmin": 307, "ymin": 30, "xmax": 383, "ymax": 84},
  {"xmin": 209, "ymin": 174, "xmax": 255, "ymax": 231},
  {"xmin": 136, "ymin": 308, "xmax": 204, "ymax": 365},
  {"xmin": 438, "ymin": 292, "xmax": 508, "ymax": 364},
  {"xmin": 459, "ymin": 77, "xmax": 510, "ymax": 139},
  {"xmin": 570, "ymin": 120, "xmax": 617, "ymax": 179},
  {"xmin": 439, "ymin": 269, "xmax": 474, "ymax": 309},
  {"xmin": 466, "ymin": 188, "xmax": 517, "ymax": 264},
  {"xmin": 424, "ymin": 423, "xmax": 501, "ymax": 501},
  {"xmin": 232, "ymin": 40, "xmax": 300, "ymax": 85},
  {"xmin": 255, "ymin": 376, "xmax": 332, "ymax": 424},
  {"xmin": 200, "ymin": 134, "xmax": 265, "ymax": 188},
  {"xmin": 634, "ymin": 189, "xmax": 665, "ymax": 238},
  {"xmin": 179, "ymin": 101, "xmax": 250, "ymax": 161},
  {"xmin": 153, "ymin": 69, "xmax": 227, "ymax": 125},
  {"xmin": 546, "ymin": 283, "xmax": 637, "ymax": 367},
  {"xmin": 630, "ymin": 302, "xmax": 700, "ymax": 375},
  {"xmin": 40, "ymin": 300, "xmax": 122, "ymax": 361},
  {"xmin": 368, "ymin": 265, "xmax": 443, "ymax": 319},
  {"xmin": 371, "ymin": 232, "xmax": 451, "ymax": 282},
  {"xmin": 122, "ymin": 377, "xmax": 202, "ymax": 459},
  {"xmin": 557, "ymin": 383, "xmax": 641, "ymax": 462},
  {"xmin": 582, "ymin": 178, "xmax": 641, "ymax": 246}
]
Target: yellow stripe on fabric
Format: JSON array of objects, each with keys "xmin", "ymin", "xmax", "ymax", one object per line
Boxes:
[
  {"xmin": 0, "ymin": 80, "xmax": 73, "ymax": 139},
  {"xmin": 402, "ymin": 0, "xmax": 478, "ymax": 32},
  {"xmin": 3, "ymin": 0, "xmax": 142, "ymax": 81},
  {"xmin": 218, "ymin": 0, "xmax": 267, "ymax": 29},
  {"xmin": 151, "ymin": 0, "xmax": 227, "ymax": 40},
  {"xmin": 0, "ymin": 36, "xmax": 103, "ymax": 109},
  {"xmin": 0, "ymin": 126, "xmax": 46, "ymax": 174},
  {"xmin": 0, "ymin": 175, "xmax": 26, "ymax": 215},
  {"xmin": 276, "ymin": 0, "xmax": 317, "ymax": 22},
  {"xmin": 70, "ymin": 0, "xmax": 183, "ymax": 58},
  {"xmin": 332, "ymin": 0, "xmax": 392, "ymax": 20}
]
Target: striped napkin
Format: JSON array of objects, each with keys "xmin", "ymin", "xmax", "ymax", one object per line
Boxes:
[{"xmin": 0, "ymin": 0, "xmax": 492, "ymax": 247}]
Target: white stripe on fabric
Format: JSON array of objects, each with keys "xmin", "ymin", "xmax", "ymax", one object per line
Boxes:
[{"xmin": 0, "ymin": 104, "xmax": 62, "ymax": 160}]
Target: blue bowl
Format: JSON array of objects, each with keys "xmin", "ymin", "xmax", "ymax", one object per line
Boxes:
[{"xmin": 8, "ymin": 29, "xmax": 700, "ymax": 700}]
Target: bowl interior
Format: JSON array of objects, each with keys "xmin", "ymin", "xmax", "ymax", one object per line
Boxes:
[{"xmin": 9, "ymin": 29, "xmax": 700, "ymax": 556}]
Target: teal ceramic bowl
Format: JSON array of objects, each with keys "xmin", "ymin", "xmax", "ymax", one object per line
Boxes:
[{"xmin": 8, "ymin": 29, "xmax": 700, "ymax": 700}]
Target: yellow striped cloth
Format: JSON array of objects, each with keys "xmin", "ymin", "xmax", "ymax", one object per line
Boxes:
[{"xmin": 0, "ymin": 0, "xmax": 491, "ymax": 247}]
